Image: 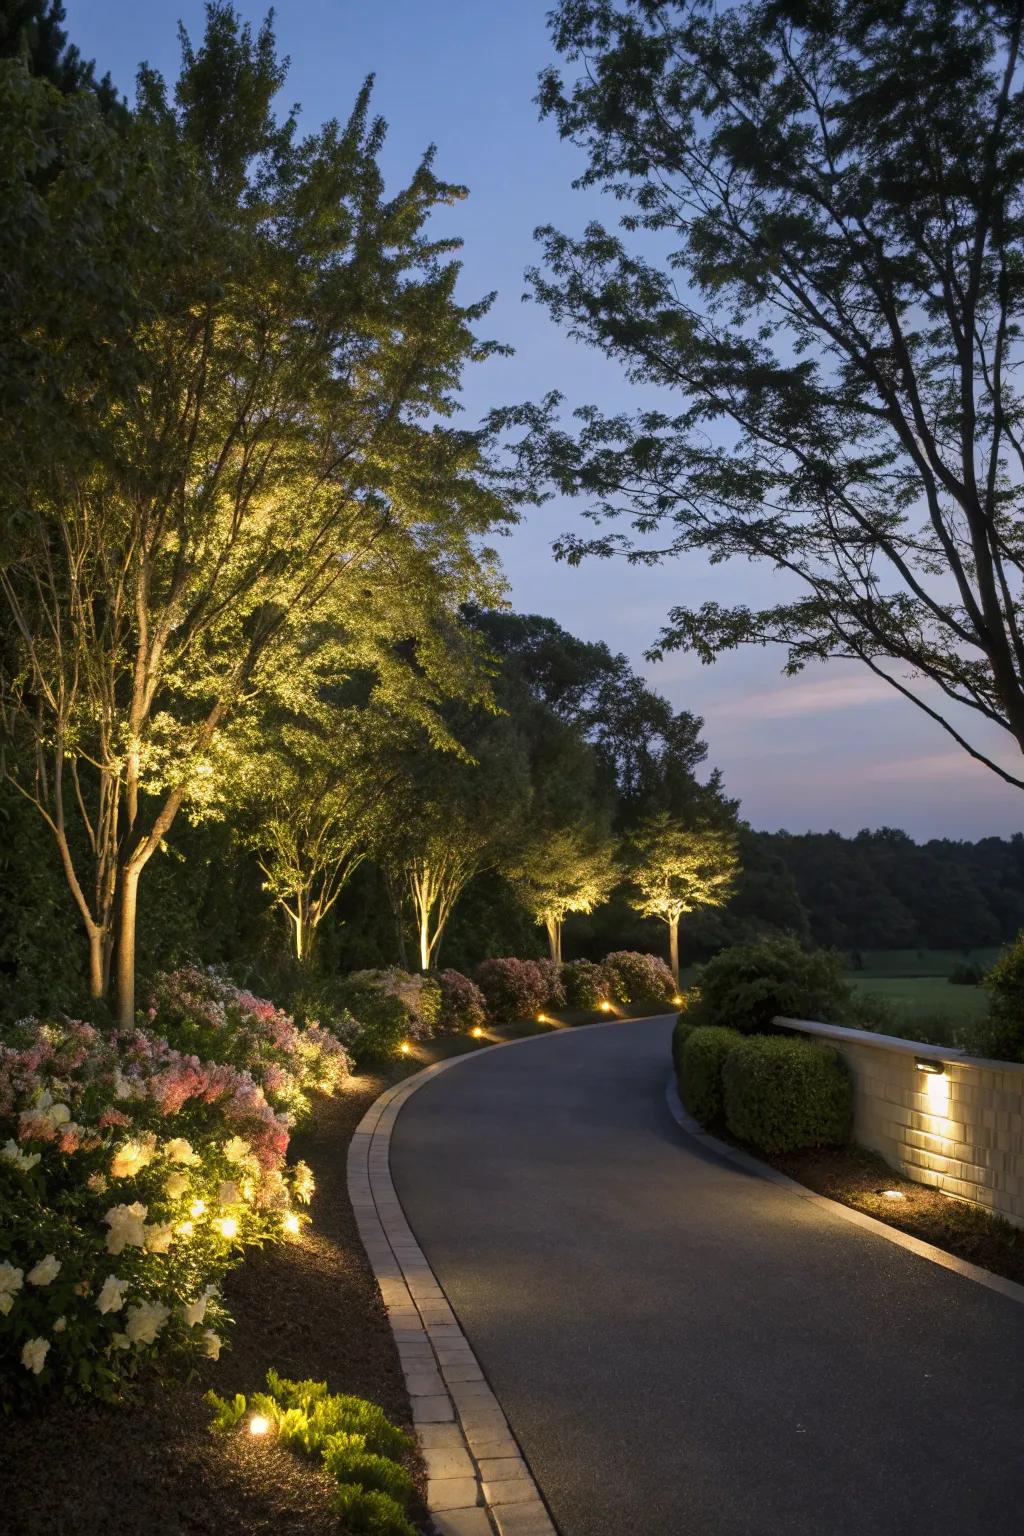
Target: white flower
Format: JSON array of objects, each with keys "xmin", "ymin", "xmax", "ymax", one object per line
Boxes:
[
  {"xmin": 164, "ymin": 1137, "xmax": 199, "ymax": 1165},
  {"xmin": 0, "ymin": 1261, "xmax": 24, "ymax": 1299},
  {"xmin": 124, "ymin": 1299, "xmax": 169, "ymax": 1346},
  {"xmin": 112, "ymin": 1070, "xmax": 132, "ymax": 1100},
  {"xmin": 202, "ymin": 1329, "xmax": 221, "ymax": 1360},
  {"xmin": 165, "ymin": 1171, "xmax": 189, "ymax": 1200},
  {"xmin": 53, "ymin": 1316, "xmax": 67, "ymax": 1333},
  {"xmin": 27, "ymin": 1253, "xmax": 61, "ymax": 1287},
  {"xmin": 110, "ymin": 1134, "xmax": 157, "ymax": 1179},
  {"xmin": 111, "ymin": 1332, "xmax": 131, "ymax": 1350},
  {"xmin": 144, "ymin": 1222, "xmax": 174, "ymax": 1254},
  {"xmin": 0, "ymin": 1295, "xmax": 13, "ymax": 1316},
  {"xmin": 96, "ymin": 1275, "xmax": 127, "ymax": 1315},
  {"xmin": 21, "ymin": 1337, "xmax": 49, "ymax": 1374},
  {"xmin": 1, "ymin": 1138, "xmax": 41, "ymax": 1172},
  {"xmin": 181, "ymin": 1283, "xmax": 216, "ymax": 1327},
  {"xmin": 223, "ymin": 1136, "xmax": 249, "ymax": 1164},
  {"xmin": 48, "ymin": 1102, "xmax": 71, "ymax": 1127},
  {"xmin": 104, "ymin": 1202, "xmax": 148, "ymax": 1254},
  {"xmin": 218, "ymin": 1181, "xmax": 241, "ymax": 1206}
]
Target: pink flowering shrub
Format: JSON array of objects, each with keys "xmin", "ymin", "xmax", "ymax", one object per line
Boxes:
[
  {"xmin": 329, "ymin": 969, "xmax": 442, "ymax": 1065},
  {"xmin": 147, "ymin": 967, "xmax": 351, "ymax": 1123},
  {"xmin": 0, "ymin": 1017, "xmax": 314, "ymax": 1400},
  {"xmin": 435, "ymin": 970, "xmax": 488, "ymax": 1034},
  {"xmin": 601, "ymin": 951, "xmax": 677, "ymax": 1006},
  {"xmin": 473, "ymin": 958, "xmax": 550, "ymax": 1024},
  {"xmin": 533, "ymin": 959, "xmax": 567, "ymax": 1010}
]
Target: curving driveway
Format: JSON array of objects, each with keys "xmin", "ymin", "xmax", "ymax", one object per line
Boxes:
[{"xmin": 389, "ymin": 1016, "xmax": 1024, "ymax": 1536}]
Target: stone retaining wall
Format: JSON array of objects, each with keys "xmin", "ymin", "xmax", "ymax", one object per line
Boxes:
[{"xmin": 777, "ymin": 1016, "xmax": 1024, "ymax": 1228}]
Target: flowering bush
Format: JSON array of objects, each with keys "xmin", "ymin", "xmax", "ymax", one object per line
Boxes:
[
  {"xmin": 0, "ymin": 1017, "xmax": 313, "ymax": 1399},
  {"xmin": 147, "ymin": 966, "xmax": 351, "ymax": 1123},
  {"xmin": 561, "ymin": 959, "xmax": 610, "ymax": 1009},
  {"xmin": 435, "ymin": 969, "xmax": 488, "ymax": 1034},
  {"xmin": 330, "ymin": 969, "xmax": 442, "ymax": 1065},
  {"xmin": 533, "ymin": 959, "xmax": 567, "ymax": 1010},
  {"xmin": 602, "ymin": 950, "xmax": 677, "ymax": 1006},
  {"xmin": 473, "ymin": 958, "xmax": 550, "ymax": 1024}
]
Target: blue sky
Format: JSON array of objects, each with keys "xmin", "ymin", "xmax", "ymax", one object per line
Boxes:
[{"xmin": 66, "ymin": 0, "xmax": 1023, "ymax": 840}]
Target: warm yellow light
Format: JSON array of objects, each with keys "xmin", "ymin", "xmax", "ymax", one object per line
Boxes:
[
  {"xmin": 399, "ymin": 1041, "xmax": 411, "ymax": 1056},
  {"xmin": 471, "ymin": 1026, "xmax": 484, "ymax": 1039},
  {"xmin": 283, "ymin": 1212, "xmax": 300, "ymax": 1235},
  {"xmin": 672, "ymin": 994, "xmax": 683, "ymax": 1006},
  {"xmin": 190, "ymin": 1199, "xmax": 206, "ymax": 1218},
  {"xmin": 249, "ymin": 1414, "xmax": 270, "ymax": 1436},
  {"xmin": 924, "ymin": 1071, "xmax": 950, "ymax": 1114},
  {"xmin": 599, "ymin": 1001, "xmax": 613, "ymax": 1013},
  {"xmin": 536, "ymin": 1012, "xmax": 547, "ymax": 1024},
  {"xmin": 217, "ymin": 1216, "xmax": 238, "ymax": 1239},
  {"xmin": 881, "ymin": 1190, "xmax": 905, "ymax": 1201},
  {"xmin": 177, "ymin": 1220, "xmax": 195, "ymax": 1237}
]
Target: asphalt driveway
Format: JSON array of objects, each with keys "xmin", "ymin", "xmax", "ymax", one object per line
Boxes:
[{"xmin": 389, "ymin": 1016, "xmax": 1024, "ymax": 1536}]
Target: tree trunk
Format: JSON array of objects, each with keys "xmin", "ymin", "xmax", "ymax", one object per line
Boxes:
[
  {"xmin": 545, "ymin": 916, "xmax": 562, "ymax": 965},
  {"xmin": 418, "ymin": 909, "xmax": 431, "ymax": 972},
  {"xmin": 87, "ymin": 924, "xmax": 105, "ymax": 1000},
  {"xmin": 115, "ymin": 862, "xmax": 141, "ymax": 1029},
  {"xmin": 669, "ymin": 918, "xmax": 680, "ymax": 985}
]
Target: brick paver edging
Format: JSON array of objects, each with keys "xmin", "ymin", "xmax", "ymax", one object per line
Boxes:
[{"xmin": 348, "ymin": 1032, "xmax": 601, "ymax": 1536}]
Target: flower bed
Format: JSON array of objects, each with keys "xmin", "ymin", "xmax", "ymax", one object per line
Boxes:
[
  {"xmin": 148, "ymin": 966, "xmax": 352, "ymax": 1123},
  {"xmin": 0, "ymin": 1016, "xmax": 320, "ymax": 1399}
]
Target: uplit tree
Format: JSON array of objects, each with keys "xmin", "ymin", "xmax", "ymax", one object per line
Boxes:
[
  {"xmin": 627, "ymin": 814, "xmax": 739, "ymax": 981},
  {"xmin": 510, "ymin": 825, "xmax": 619, "ymax": 962},
  {"xmin": 0, "ymin": 8, "xmax": 505, "ymax": 1021},
  {"xmin": 513, "ymin": 0, "xmax": 1024, "ymax": 791}
]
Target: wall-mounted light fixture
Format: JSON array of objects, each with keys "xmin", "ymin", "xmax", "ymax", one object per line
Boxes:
[{"xmin": 915, "ymin": 1058, "xmax": 946, "ymax": 1075}]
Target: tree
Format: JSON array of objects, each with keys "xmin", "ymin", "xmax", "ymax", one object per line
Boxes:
[
  {"xmin": 0, "ymin": 7, "xmax": 506, "ymax": 1023},
  {"xmin": 514, "ymin": 0, "xmax": 1024, "ymax": 792},
  {"xmin": 510, "ymin": 824, "xmax": 619, "ymax": 962},
  {"xmin": 627, "ymin": 814, "xmax": 739, "ymax": 980},
  {"xmin": 0, "ymin": 0, "xmax": 117, "ymax": 104}
]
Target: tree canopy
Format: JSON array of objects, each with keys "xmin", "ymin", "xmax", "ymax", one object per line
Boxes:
[{"xmin": 509, "ymin": 0, "xmax": 1024, "ymax": 791}]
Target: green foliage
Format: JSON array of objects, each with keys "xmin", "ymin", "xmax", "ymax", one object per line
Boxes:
[
  {"xmin": 670, "ymin": 1013, "xmax": 695, "ymax": 1076},
  {"xmin": 330, "ymin": 1484, "xmax": 416, "ymax": 1536},
  {"xmin": 523, "ymin": 2, "xmax": 1024, "ymax": 791},
  {"xmin": 691, "ymin": 938, "xmax": 852, "ymax": 1035},
  {"xmin": 676, "ymin": 1025, "xmax": 742, "ymax": 1127},
  {"xmin": 207, "ymin": 1371, "xmax": 414, "ymax": 1534},
  {"xmin": 561, "ymin": 959, "xmax": 608, "ymax": 1009},
  {"xmin": 602, "ymin": 950, "xmax": 676, "ymax": 1005},
  {"xmin": 722, "ymin": 1036, "xmax": 853, "ymax": 1154},
  {"xmin": 977, "ymin": 933, "xmax": 1024, "ymax": 1062}
]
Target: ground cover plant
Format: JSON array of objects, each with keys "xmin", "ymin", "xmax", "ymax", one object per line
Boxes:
[{"xmin": 208, "ymin": 1371, "xmax": 416, "ymax": 1536}]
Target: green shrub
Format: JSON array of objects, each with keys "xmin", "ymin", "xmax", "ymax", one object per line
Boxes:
[
  {"xmin": 722, "ymin": 1034, "xmax": 853, "ymax": 1153},
  {"xmin": 976, "ymin": 932, "xmax": 1024, "ymax": 1061},
  {"xmin": 561, "ymin": 959, "xmax": 608, "ymax": 1009},
  {"xmin": 208, "ymin": 1372, "xmax": 415, "ymax": 1536},
  {"xmin": 601, "ymin": 950, "xmax": 676, "ymax": 1006},
  {"xmin": 677, "ymin": 1025, "xmax": 743, "ymax": 1126},
  {"xmin": 691, "ymin": 937, "xmax": 852, "ymax": 1035},
  {"xmin": 671, "ymin": 1014, "xmax": 695, "ymax": 1076}
]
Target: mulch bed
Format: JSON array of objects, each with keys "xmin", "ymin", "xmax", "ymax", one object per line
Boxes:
[
  {"xmin": 0, "ymin": 1075, "xmax": 429, "ymax": 1536},
  {"xmin": 768, "ymin": 1142, "xmax": 1024, "ymax": 1285}
]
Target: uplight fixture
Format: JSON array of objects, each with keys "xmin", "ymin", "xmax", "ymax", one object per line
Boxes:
[
  {"xmin": 471, "ymin": 1026, "xmax": 484, "ymax": 1039},
  {"xmin": 599, "ymin": 1001, "xmax": 613, "ymax": 1013},
  {"xmin": 881, "ymin": 1189, "xmax": 906, "ymax": 1201},
  {"xmin": 536, "ymin": 1012, "xmax": 548, "ymax": 1024},
  {"xmin": 217, "ymin": 1215, "xmax": 238, "ymax": 1240},
  {"xmin": 672, "ymin": 994, "xmax": 683, "ymax": 1006},
  {"xmin": 915, "ymin": 1058, "xmax": 946, "ymax": 1075},
  {"xmin": 283, "ymin": 1212, "xmax": 300, "ymax": 1236},
  {"xmin": 399, "ymin": 1042, "xmax": 411, "ymax": 1056},
  {"xmin": 249, "ymin": 1414, "xmax": 270, "ymax": 1436}
]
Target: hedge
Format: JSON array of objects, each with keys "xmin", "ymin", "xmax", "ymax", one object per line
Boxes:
[
  {"xmin": 722, "ymin": 1034, "xmax": 853, "ymax": 1154},
  {"xmin": 676, "ymin": 1024, "xmax": 743, "ymax": 1126}
]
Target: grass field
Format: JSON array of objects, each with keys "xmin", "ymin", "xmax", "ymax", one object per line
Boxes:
[
  {"xmin": 848, "ymin": 973, "xmax": 988, "ymax": 1021},
  {"xmin": 847, "ymin": 949, "xmax": 994, "ymax": 1044},
  {"xmin": 848, "ymin": 948, "xmax": 1001, "ymax": 977}
]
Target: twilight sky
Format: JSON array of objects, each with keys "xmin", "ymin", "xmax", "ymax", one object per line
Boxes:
[{"xmin": 68, "ymin": 0, "xmax": 1023, "ymax": 840}]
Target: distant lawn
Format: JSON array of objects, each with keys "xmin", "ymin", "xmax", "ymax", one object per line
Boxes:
[
  {"xmin": 848, "ymin": 973, "xmax": 988, "ymax": 1024},
  {"xmin": 848, "ymin": 947, "xmax": 1001, "ymax": 977}
]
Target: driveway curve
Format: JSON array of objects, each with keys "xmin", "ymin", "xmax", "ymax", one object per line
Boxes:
[{"xmin": 389, "ymin": 1016, "xmax": 1024, "ymax": 1536}]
